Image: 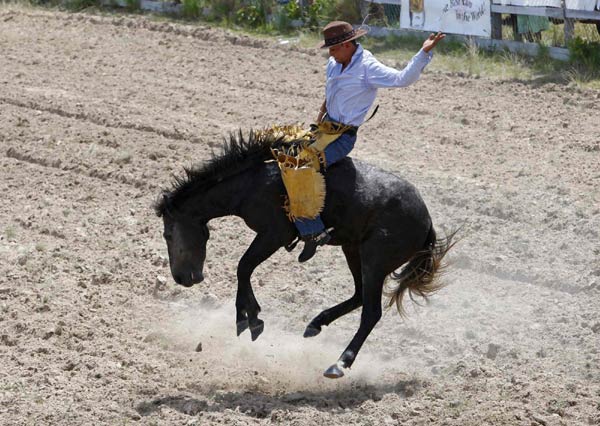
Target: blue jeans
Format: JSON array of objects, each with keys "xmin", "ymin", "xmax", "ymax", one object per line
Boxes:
[{"xmin": 294, "ymin": 131, "xmax": 357, "ymax": 237}]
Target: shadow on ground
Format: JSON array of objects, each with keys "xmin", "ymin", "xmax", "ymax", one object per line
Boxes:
[{"xmin": 136, "ymin": 379, "xmax": 422, "ymax": 418}]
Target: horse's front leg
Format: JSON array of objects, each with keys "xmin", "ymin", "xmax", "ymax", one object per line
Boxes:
[{"xmin": 235, "ymin": 233, "xmax": 282, "ymax": 341}]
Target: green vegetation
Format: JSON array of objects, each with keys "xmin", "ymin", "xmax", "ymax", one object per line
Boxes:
[
  {"xmin": 62, "ymin": 0, "xmax": 97, "ymax": 10},
  {"xmin": 181, "ymin": 0, "xmax": 200, "ymax": 18},
  {"xmin": 236, "ymin": 0, "xmax": 270, "ymax": 28},
  {"xmin": 124, "ymin": 0, "xmax": 140, "ymax": 11},
  {"xmin": 569, "ymin": 37, "xmax": 600, "ymax": 69},
  {"xmin": 173, "ymin": 0, "xmax": 356, "ymax": 30},
  {"xmin": 203, "ymin": 0, "xmax": 239, "ymax": 24},
  {"xmin": 564, "ymin": 37, "xmax": 600, "ymax": 86}
]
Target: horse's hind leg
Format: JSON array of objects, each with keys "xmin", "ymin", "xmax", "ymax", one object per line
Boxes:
[
  {"xmin": 324, "ymin": 256, "xmax": 387, "ymax": 378},
  {"xmin": 304, "ymin": 244, "xmax": 363, "ymax": 337}
]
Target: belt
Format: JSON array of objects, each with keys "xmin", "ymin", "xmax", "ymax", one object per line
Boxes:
[{"xmin": 322, "ymin": 116, "xmax": 358, "ymax": 135}]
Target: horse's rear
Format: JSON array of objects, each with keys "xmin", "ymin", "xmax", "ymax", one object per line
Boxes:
[
  {"xmin": 305, "ymin": 157, "xmax": 456, "ymax": 377},
  {"xmin": 323, "ymin": 157, "xmax": 435, "ymax": 265}
]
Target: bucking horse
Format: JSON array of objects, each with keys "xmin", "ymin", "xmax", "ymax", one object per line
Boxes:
[{"xmin": 154, "ymin": 130, "xmax": 456, "ymax": 378}]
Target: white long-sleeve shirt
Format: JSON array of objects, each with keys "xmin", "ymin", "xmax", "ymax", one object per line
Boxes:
[{"xmin": 325, "ymin": 44, "xmax": 432, "ymax": 126}]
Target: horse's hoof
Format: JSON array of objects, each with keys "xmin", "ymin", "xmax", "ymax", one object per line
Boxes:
[
  {"xmin": 249, "ymin": 319, "xmax": 264, "ymax": 341},
  {"xmin": 323, "ymin": 362, "xmax": 345, "ymax": 379},
  {"xmin": 236, "ymin": 320, "xmax": 249, "ymax": 336},
  {"xmin": 303, "ymin": 324, "xmax": 321, "ymax": 338}
]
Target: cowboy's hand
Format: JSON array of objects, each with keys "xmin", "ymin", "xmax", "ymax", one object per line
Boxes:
[{"xmin": 422, "ymin": 32, "xmax": 445, "ymax": 52}]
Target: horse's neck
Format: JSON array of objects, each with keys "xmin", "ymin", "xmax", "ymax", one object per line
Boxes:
[{"xmin": 187, "ymin": 169, "xmax": 256, "ymax": 220}]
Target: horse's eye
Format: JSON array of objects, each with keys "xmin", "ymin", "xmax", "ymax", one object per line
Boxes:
[{"xmin": 163, "ymin": 232, "xmax": 172, "ymax": 241}]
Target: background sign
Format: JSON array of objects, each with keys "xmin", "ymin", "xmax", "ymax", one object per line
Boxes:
[{"xmin": 400, "ymin": 0, "xmax": 492, "ymax": 37}]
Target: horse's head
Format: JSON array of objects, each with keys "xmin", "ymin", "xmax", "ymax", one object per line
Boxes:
[{"xmin": 160, "ymin": 204, "xmax": 209, "ymax": 288}]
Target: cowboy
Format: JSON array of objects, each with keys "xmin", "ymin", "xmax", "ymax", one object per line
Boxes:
[{"xmin": 296, "ymin": 21, "xmax": 445, "ymax": 263}]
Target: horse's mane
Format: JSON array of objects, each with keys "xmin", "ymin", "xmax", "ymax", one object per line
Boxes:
[{"xmin": 154, "ymin": 130, "xmax": 282, "ymax": 216}]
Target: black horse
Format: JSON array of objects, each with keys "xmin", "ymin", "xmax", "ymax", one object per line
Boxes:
[{"xmin": 155, "ymin": 131, "xmax": 455, "ymax": 378}]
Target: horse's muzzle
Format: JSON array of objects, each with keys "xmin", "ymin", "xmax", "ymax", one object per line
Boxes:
[{"xmin": 174, "ymin": 270, "xmax": 204, "ymax": 287}]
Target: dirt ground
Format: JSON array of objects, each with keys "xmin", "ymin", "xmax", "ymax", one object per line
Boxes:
[{"xmin": 1, "ymin": 6, "xmax": 599, "ymax": 426}]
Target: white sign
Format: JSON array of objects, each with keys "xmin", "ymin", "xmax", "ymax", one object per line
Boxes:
[
  {"xmin": 565, "ymin": 0, "xmax": 597, "ymax": 10},
  {"xmin": 401, "ymin": 0, "xmax": 492, "ymax": 37}
]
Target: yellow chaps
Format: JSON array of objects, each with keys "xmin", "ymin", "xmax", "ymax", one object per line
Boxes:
[{"xmin": 265, "ymin": 122, "xmax": 353, "ymax": 221}]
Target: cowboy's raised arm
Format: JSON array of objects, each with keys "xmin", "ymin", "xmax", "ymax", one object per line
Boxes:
[{"xmin": 365, "ymin": 32, "xmax": 445, "ymax": 89}]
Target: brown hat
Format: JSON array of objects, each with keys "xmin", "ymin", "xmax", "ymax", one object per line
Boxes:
[{"xmin": 319, "ymin": 21, "xmax": 368, "ymax": 49}]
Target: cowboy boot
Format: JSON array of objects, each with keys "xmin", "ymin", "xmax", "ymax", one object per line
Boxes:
[{"xmin": 298, "ymin": 229, "xmax": 332, "ymax": 263}]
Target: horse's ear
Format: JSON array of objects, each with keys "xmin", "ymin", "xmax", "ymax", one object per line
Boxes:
[
  {"xmin": 163, "ymin": 194, "xmax": 172, "ymax": 211},
  {"xmin": 153, "ymin": 196, "xmax": 164, "ymax": 217},
  {"xmin": 154, "ymin": 193, "xmax": 170, "ymax": 217}
]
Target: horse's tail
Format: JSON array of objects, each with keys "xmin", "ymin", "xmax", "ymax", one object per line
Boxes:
[{"xmin": 384, "ymin": 225, "xmax": 458, "ymax": 316}]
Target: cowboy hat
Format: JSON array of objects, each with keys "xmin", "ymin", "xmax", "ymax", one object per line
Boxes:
[{"xmin": 319, "ymin": 21, "xmax": 368, "ymax": 49}]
